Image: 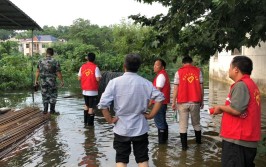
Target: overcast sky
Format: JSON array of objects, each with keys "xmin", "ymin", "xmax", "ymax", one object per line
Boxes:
[{"xmin": 10, "ymin": 0, "xmax": 167, "ymax": 27}]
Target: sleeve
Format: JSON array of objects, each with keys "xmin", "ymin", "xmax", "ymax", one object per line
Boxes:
[
  {"xmin": 150, "ymin": 83, "xmax": 165, "ymax": 102},
  {"xmin": 173, "ymin": 71, "xmax": 179, "ymax": 85},
  {"xmin": 156, "ymin": 74, "xmax": 166, "ymax": 88},
  {"xmin": 230, "ymin": 82, "xmax": 250, "ymax": 113},
  {"xmin": 95, "ymin": 67, "xmax": 102, "ymax": 78},
  {"xmin": 98, "ymin": 80, "xmax": 114, "ymax": 109},
  {"xmin": 78, "ymin": 67, "xmax": 82, "ymax": 77}
]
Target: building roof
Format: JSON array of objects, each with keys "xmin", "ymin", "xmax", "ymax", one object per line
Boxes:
[
  {"xmin": 37, "ymin": 35, "xmax": 57, "ymax": 42},
  {"xmin": 21, "ymin": 35, "xmax": 57, "ymax": 42},
  {"xmin": 0, "ymin": 0, "xmax": 42, "ymax": 30}
]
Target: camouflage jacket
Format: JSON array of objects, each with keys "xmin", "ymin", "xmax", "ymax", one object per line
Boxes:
[{"xmin": 37, "ymin": 56, "xmax": 61, "ymax": 79}]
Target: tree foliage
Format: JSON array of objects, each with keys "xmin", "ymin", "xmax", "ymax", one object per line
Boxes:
[
  {"xmin": 0, "ymin": 29, "xmax": 16, "ymax": 40},
  {"xmin": 130, "ymin": 0, "xmax": 266, "ymax": 59}
]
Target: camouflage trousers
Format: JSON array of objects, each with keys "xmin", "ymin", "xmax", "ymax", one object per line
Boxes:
[{"xmin": 40, "ymin": 78, "xmax": 58, "ymax": 104}]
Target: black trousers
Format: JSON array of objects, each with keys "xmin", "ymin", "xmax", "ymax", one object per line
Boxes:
[
  {"xmin": 113, "ymin": 133, "xmax": 149, "ymax": 164},
  {"xmin": 222, "ymin": 140, "xmax": 257, "ymax": 167}
]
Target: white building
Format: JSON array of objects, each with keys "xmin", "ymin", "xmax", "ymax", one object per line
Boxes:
[{"xmin": 19, "ymin": 35, "xmax": 57, "ymax": 56}]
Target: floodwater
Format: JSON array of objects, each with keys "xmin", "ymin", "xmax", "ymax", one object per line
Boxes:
[{"xmin": 0, "ymin": 79, "xmax": 266, "ymax": 167}]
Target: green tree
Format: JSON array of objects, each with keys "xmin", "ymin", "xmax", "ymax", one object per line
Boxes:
[
  {"xmin": 130, "ymin": 0, "xmax": 266, "ymax": 60},
  {"xmin": 0, "ymin": 41, "xmax": 19, "ymax": 56},
  {"xmin": 0, "ymin": 29, "xmax": 16, "ymax": 40}
]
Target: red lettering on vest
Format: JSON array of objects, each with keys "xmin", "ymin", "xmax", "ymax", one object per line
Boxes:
[
  {"xmin": 176, "ymin": 65, "xmax": 202, "ymax": 103},
  {"xmin": 80, "ymin": 62, "xmax": 98, "ymax": 91},
  {"xmin": 221, "ymin": 75, "xmax": 261, "ymax": 141}
]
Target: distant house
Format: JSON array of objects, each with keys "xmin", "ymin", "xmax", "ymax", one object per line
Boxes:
[{"xmin": 18, "ymin": 35, "xmax": 58, "ymax": 56}]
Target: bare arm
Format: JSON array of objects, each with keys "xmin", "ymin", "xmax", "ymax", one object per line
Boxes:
[
  {"xmin": 35, "ymin": 69, "xmax": 40, "ymax": 85},
  {"xmin": 96, "ymin": 77, "xmax": 101, "ymax": 82},
  {"xmin": 200, "ymin": 83, "xmax": 204, "ymax": 109},
  {"xmin": 144, "ymin": 101, "xmax": 162, "ymax": 119},
  {"xmin": 102, "ymin": 108, "xmax": 119, "ymax": 124},
  {"xmin": 213, "ymin": 105, "xmax": 241, "ymax": 116},
  {"xmin": 56, "ymin": 71, "xmax": 64, "ymax": 87},
  {"xmin": 171, "ymin": 84, "xmax": 178, "ymax": 110}
]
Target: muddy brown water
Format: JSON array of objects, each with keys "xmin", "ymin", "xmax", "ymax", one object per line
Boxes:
[{"xmin": 0, "ymin": 79, "xmax": 265, "ymax": 167}]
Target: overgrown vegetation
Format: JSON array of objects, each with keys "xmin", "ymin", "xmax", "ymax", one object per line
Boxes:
[{"xmin": 0, "ymin": 19, "xmax": 209, "ymax": 91}]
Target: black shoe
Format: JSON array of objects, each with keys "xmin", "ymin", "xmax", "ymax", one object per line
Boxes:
[{"xmin": 180, "ymin": 133, "xmax": 188, "ymax": 151}]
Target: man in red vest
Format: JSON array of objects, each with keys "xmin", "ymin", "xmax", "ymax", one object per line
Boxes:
[
  {"xmin": 212, "ymin": 56, "xmax": 261, "ymax": 167},
  {"xmin": 172, "ymin": 56, "xmax": 204, "ymax": 151},
  {"xmin": 151, "ymin": 58, "xmax": 170, "ymax": 144},
  {"xmin": 78, "ymin": 52, "xmax": 101, "ymax": 126}
]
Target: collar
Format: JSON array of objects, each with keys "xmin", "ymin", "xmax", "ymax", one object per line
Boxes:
[{"xmin": 123, "ymin": 72, "xmax": 138, "ymax": 75}]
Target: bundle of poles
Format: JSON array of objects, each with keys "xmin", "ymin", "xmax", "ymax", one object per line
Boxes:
[{"xmin": 0, "ymin": 107, "xmax": 49, "ymax": 159}]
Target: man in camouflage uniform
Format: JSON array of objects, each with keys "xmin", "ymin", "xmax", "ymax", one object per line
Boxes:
[{"xmin": 35, "ymin": 48, "xmax": 64, "ymax": 114}]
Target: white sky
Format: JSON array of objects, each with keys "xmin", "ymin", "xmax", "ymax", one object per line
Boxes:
[{"xmin": 10, "ymin": 0, "xmax": 168, "ymax": 27}]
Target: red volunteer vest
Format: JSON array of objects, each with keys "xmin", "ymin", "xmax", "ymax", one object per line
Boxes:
[
  {"xmin": 153, "ymin": 69, "xmax": 170, "ymax": 104},
  {"xmin": 221, "ymin": 75, "xmax": 261, "ymax": 141},
  {"xmin": 80, "ymin": 62, "xmax": 98, "ymax": 91},
  {"xmin": 176, "ymin": 65, "xmax": 201, "ymax": 103}
]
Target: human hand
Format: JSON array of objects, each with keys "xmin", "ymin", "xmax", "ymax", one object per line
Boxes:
[
  {"xmin": 60, "ymin": 81, "xmax": 64, "ymax": 87},
  {"xmin": 34, "ymin": 81, "xmax": 39, "ymax": 86},
  {"xmin": 34, "ymin": 81, "xmax": 39, "ymax": 92},
  {"xmin": 111, "ymin": 117, "xmax": 119, "ymax": 124},
  {"xmin": 171, "ymin": 102, "xmax": 177, "ymax": 110},
  {"xmin": 213, "ymin": 106, "xmax": 223, "ymax": 115},
  {"xmin": 143, "ymin": 112, "xmax": 152, "ymax": 119}
]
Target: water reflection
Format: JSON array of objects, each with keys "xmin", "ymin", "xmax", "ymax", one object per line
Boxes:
[
  {"xmin": 78, "ymin": 127, "xmax": 99, "ymax": 167},
  {"xmin": 0, "ymin": 90, "xmax": 29, "ymax": 108},
  {"xmin": 0, "ymin": 80, "xmax": 266, "ymax": 167}
]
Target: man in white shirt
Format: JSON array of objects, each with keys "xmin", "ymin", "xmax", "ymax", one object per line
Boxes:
[
  {"xmin": 151, "ymin": 59, "xmax": 170, "ymax": 144},
  {"xmin": 98, "ymin": 53, "xmax": 164, "ymax": 167}
]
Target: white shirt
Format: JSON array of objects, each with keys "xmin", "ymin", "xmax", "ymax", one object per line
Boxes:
[
  {"xmin": 156, "ymin": 74, "xmax": 166, "ymax": 88},
  {"xmin": 78, "ymin": 66, "xmax": 101, "ymax": 96},
  {"xmin": 98, "ymin": 72, "xmax": 165, "ymax": 137}
]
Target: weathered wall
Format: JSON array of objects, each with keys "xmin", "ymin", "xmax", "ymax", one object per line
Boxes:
[{"xmin": 209, "ymin": 43, "xmax": 266, "ymax": 94}]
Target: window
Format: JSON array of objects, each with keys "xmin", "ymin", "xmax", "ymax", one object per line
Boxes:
[{"xmin": 26, "ymin": 44, "xmax": 29, "ymax": 48}]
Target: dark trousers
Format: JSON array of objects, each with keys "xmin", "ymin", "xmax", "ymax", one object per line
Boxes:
[
  {"xmin": 113, "ymin": 133, "xmax": 149, "ymax": 164},
  {"xmin": 222, "ymin": 140, "xmax": 257, "ymax": 167},
  {"xmin": 84, "ymin": 95, "xmax": 97, "ymax": 108},
  {"xmin": 154, "ymin": 104, "xmax": 168, "ymax": 129}
]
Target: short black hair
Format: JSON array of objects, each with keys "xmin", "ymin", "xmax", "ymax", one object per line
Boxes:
[
  {"xmin": 124, "ymin": 53, "xmax": 141, "ymax": 72},
  {"xmin": 87, "ymin": 52, "xmax": 96, "ymax": 62},
  {"xmin": 46, "ymin": 48, "xmax": 54, "ymax": 56},
  {"xmin": 182, "ymin": 56, "xmax": 193, "ymax": 64},
  {"xmin": 231, "ymin": 56, "xmax": 253, "ymax": 75},
  {"xmin": 155, "ymin": 58, "xmax": 166, "ymax": 68}
]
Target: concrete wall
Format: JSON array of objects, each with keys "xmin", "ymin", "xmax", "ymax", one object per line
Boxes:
[{"xmin": 209, "ymin": 43, "xmax": 266, "ymax": 94}]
